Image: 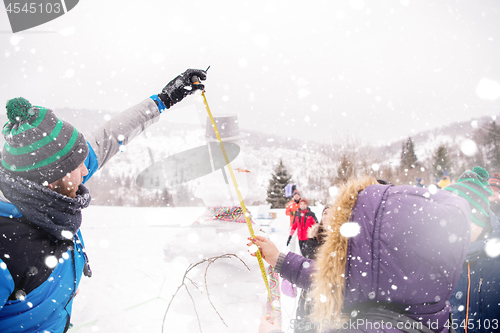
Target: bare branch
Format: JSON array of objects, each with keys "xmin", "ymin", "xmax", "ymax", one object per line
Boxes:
[
  {"xmin": 185, "ymin": 285, "xmax": 203, "ymax": 332},
  {"xmin": 162, "ymin": 253, "xmax": 250, "ymax": 333}
]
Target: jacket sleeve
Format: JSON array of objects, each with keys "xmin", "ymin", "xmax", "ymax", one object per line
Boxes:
[
  {"xmin": 307, "ymin": 215, "xmax": 316, "ymax": 228},
  {"xmin": 310, "ymin": 211, "xmax": 318, "ymax": 223},
  {"xmin": 290, "ymin": 218, "xmax": 298, "ymax": 236},
  {"xmin": 84, "ymin": 98, "xmax": 161, "ymax": 174},
  {"xmin": 285, "ymin": 202, "xmax": 293, "ymax": 216},
  {"xmin": 0, "ymin": 259, "xmax": 15, "ymax": 310},
  {"xmin": 279, "ymin": 252, "xmax": 314, "ymax": 290}
]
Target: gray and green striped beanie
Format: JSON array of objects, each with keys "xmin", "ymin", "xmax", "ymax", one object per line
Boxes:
[
  {"xmin": 444, "ymin": 166, "xmax": 493, "ymax": 228},
  {"xmin": 1, "ymin": 97, "xmax": 88, "ymax": 184}
]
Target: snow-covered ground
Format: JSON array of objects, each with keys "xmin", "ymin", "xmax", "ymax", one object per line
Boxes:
[{"xmin": 70, "ymin": 205, "xmax": 324, "ymax": 332}]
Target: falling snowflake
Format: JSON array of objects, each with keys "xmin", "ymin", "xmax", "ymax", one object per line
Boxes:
[
  {"xmin": 340, "ymin": 222, "xmax": 361, "ymax": 238},
  {"xmin": 428, "ymin": 184, "xmax": 438, "ymax": 195},
  {"xmin": 45, "ymin": 255, "xmax": 58, "ymax": 268},
  {"xmin": 460, "ymin": 139, "xmax": 478, "ymax": 157},
  {"xmin": 248, "ymin": 244, "xmax": 258, "ymax": 253},
  {"xmin": 485, "ymin": 238, "xmax": 500, "ymax": 258},
  {"xmin": 61, "ymin": 230, "xmax": 73, "ymax": 239},
  {"xmin": 448, "ymin": 234, "xmax": 457, "ymax": 243},
  {"xmin": 476, "ymin": 78, "xmax": 500, "ymax": 100},
  {"xmin": 329, "ymin": 186, "xmax": 338, "ymax": 197}
]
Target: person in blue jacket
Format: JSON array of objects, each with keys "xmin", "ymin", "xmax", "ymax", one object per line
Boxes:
[
  {"xmin": 446, "ymin": 167, "xmax": 500, "ymax": 333},
  {"xmin": 0, "ymin": 68, "xmax": 207, "ymax": 333}
]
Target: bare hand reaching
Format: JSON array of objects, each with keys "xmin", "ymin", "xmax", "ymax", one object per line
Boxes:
[{"xmin": 247, "ymin": 235, "xmax": 280, "ymax": 267}]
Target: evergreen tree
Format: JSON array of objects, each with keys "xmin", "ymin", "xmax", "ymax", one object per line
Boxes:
[
  {"xmin": 483, "ymin": 121, "xmax": 500, "ymax": 170},
  {"xmin": 336, "ymin": 154, "xmax": 355, "ymax": 184},
  {"xmin": 433, "ymin": 145, "xmax": 452, "ymax": 179},
  {"xmin": 161, "ymin": 187, "xmax": 173, "ymax": 206},
  {"xmin": 400, "ymin": 137, "xmax": 418, "ymax": 170},
  {"xmin": 266, "ymin": 159, "xmax": 293, "ymax": 208}
]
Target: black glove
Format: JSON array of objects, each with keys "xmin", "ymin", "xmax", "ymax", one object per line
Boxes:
[
  {"xmin": 287, "ymin": 236, "xmax": 292, "ymax": 246},
  {"xmin": 158, "ymin": 68, "xmax": 207, "ymax": 109}
]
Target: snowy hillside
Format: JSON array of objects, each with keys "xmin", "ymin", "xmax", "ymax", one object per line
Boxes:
[
  {"xmin": 1, "ymin": 105, "xmax": 496, "ymax": 206},
  {"xmin": 80, "ymin": 110, "xmax": 500, "ymax": 207}
]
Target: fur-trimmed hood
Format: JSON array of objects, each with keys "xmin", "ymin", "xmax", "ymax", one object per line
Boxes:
[{"xmin": 309, "ymin": 176, "xmax": 471, "ymax": 330}]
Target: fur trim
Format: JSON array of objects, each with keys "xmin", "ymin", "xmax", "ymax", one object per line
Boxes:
[{"xmin": 309, "ymin": 175, "xmax": 379, "ymax": 324}]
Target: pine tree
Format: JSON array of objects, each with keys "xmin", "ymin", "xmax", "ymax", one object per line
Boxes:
[
  {"xmin": 400, "ymin": 137, "xmax": 418, "ymax": 170},
  {"xmin": 161, "ymin": 187, "xmax": 173, "ymax": 206},
  {"xmin": 266, "ymin": 159, "xmax": 293, "ymax": 208},
  {"xmin": 484, "ymin": 121, "xmax": 500, "ymax": 170},
  {"xmin": 433, "ymin": 145, "xmax": 452, "ymax": 179},
  {"xmin": 336, "ymin": 154, "xmax": 355, "ymax": 184}
]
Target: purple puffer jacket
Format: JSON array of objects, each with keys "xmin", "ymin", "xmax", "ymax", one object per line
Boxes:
[{"xmin": 280, "ymin": 182, "xmax": 471, "ymax": 333}]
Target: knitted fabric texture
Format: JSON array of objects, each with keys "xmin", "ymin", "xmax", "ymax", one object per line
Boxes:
[
  {"xmin": 0, "ymin": 168, "xmax": 91, "ymax": 240},
  {"xmin": 1, "ymin": 97, "xmax": 88, "ymax": 184},
  {"xmin": 444, "ymin": 166, "xmax": 493, "ymax": 227},
  {"xmin": 488, "ymin": 173, "xmax": 500, "ymax": 193}
]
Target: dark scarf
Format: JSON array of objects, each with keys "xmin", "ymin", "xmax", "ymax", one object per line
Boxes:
[{"xmin": 0, "ymin": 169, "xmax": 91, "ymax": 240}]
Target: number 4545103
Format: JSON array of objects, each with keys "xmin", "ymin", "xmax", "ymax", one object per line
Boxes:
[
  {"xmin": 444, "ymin": 319, "xmax": 499, "ymax": 330},
  {"xmin": 6, "ymin": 2, "xmax": 62, "ymax": 14}
]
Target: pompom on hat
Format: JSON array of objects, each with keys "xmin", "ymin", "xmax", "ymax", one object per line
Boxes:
[
  {"xmin": 1, "ymin": 97, "xmax": 88, "ymax": 184},
  {"xmin": 444, "ymin": 166, "xmax": 493, "ymax": 228}
]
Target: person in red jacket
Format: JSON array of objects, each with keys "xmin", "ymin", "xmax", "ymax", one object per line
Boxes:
[
  {"xmin": 287, "ymin": 198, "xmax": 318, "ymax": 256},
  {"xmin": 285, "ymin": 189, "xmax": 301, "ymax": 227}
]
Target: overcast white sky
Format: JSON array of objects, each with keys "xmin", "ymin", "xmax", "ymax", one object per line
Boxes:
[{"xmin": 1, "ymin": 0, "xmax": 500, "ymax": 145}]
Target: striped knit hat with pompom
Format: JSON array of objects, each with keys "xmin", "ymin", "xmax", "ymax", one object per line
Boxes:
[
  {"xmin": 444, "ymin": 166, "xmax": 493, "ymax": 228},
  {"xmin": 1, "ymin": 97, "xmax": 88, "ymax": 185}
]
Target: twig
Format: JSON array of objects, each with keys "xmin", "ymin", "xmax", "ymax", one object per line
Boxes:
[
  {"xmin": 186, "ymin": 277, "xmax": 202, "ymax": 292},
  {"xmin": 203, "ymin": 254, "xmax": 250, "ymax": 327},
  {"xmin": 185, "ymin": 285, "xmax": 202, "ymax": 332},
  {"xmin": 162, "ymin": 253, "xmax": 250, "ymax": 333}
]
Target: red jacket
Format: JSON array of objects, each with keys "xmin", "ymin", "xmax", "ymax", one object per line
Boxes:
[
  {"xmin": 290, "ymin": 208, "xmax": 317, "ymax": 241},
  {"xmin": 285, "ymin": 199, "xmax": 300, "ymax": 226}
]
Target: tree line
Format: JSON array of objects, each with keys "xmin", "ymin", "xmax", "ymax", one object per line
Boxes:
[{"xmin": 266, "ymin": 120, "xmax": 500, "ymax": 208}]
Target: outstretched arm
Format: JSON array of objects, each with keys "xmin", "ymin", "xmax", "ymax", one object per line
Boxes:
[
  {"xmin": 82, "ymin": 68, "xmax": 207, "ymax": 182},
  {"xmin": 247, "ymin": 236, "xmax": 314, "ymax": 290}
]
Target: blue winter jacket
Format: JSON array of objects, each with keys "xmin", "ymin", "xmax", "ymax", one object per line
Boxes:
[
  {"xmin": 450, "ymin": 212, "xmax": 500, "ymax": 333},
  {"xmin": 0, "ymin": 97, "xmax": 163, "ymax": 333}
]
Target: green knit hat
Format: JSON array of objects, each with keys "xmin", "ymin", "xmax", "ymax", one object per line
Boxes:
[
  {"xmin": 444, "ymin": 166, "xmax": 493, "ymax": 228},
  {"xmin": 1, "ymin": 97, "xmax": 89, "ymax": 184}
]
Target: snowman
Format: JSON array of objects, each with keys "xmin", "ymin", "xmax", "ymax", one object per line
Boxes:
[
  {"xmin": 162, "ymin": 114, "xmax": 270, "ymax": 332},
  {"xmin": 194, "ymin": 114, "xmax": 266, "ymax": 223},
  {"xmin": 163, "ymin": 114, "xmax": 267, "ymax": 261}
]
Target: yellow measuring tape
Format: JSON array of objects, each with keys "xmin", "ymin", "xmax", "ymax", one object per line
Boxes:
[{"xmin": 199, "ymin": 91, "xmax": 275, "ymax": 318}]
